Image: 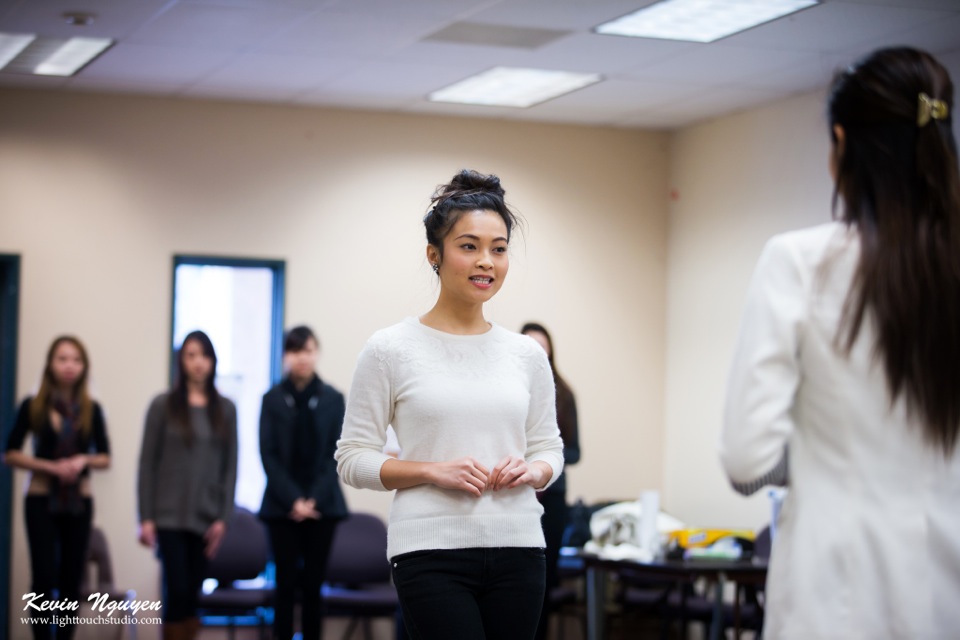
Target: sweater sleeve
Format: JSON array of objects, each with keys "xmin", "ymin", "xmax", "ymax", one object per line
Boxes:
[
  {"xmin": 335, "ymin": 339, "xmax": 393, "ymax": 491},
  {"xmin": 220, "ymin": 400, "xmax": 238, "ymax": 521},
  {"xmin": 137, "ymin": 395, "xmax": 166, "ymax": 523},
  {"xmin": 6, "ymin": 399, "xmax": 32, "ymax": 453},
  {"xmin": 720, "ymin": 234, "xmax": 804, "ymax": 495},
  {"xmin": 524, "ymin": 347, "xmax": 564, "ymax": 489}
]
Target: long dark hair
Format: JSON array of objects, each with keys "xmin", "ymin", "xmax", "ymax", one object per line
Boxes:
[
  {"xmin": 424, "ymin": 169, "xmax": 522, "ymax": 262},
  {"xmin": 521, "ymin": 322, "xmax": 576, "ymax": 445},
  {"xmin": 829, "ymin": 47, "xmax": 960, "ymax": 455},
  {"xmin": 29, "ymin": 336, "xmax": 94, "ymax": 437},
  {"xmin": 167, "ymin": 330, "xmax": 226, "ymax": 444}
]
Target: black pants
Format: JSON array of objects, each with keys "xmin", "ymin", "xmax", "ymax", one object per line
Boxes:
[
  {"xmin": 266, "ymin": 518, "xmax": 338, "ymax": 640},
  {"xmin": 24, "ymin": 495, "xmax": 93, "ymax": 640},
  {"xmin": 156, "ymin": 529, "xmax": 207, "ymax": 622},
  {"xmin": 391, "ymin": 547, "xmax": 545, "ymax": 640},
  {"xmin": 536, "ymin": 492, "xmax": 569, "ymax": 640}
]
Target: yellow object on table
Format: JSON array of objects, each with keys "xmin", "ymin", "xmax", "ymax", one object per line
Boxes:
[{"xmin": 667, "ymin": 528, "xmax": 755, "ymax": 549}]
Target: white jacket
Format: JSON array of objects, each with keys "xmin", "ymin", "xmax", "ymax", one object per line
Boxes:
[{"xmin": 721, "ymin": 222, "xmax": 960, "ymax": 640}]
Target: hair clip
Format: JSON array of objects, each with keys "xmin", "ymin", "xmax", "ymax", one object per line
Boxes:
[{"xmin": 918, "ymin": 92, "xmax": 949, "ymax": 127}]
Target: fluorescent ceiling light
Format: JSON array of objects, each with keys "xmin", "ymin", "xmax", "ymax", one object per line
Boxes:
[
  {"xmin": 429, "ymin": 67, "xmax": 602, "ymax": 108},
  {"xmin": 0, "ymin": 33, "xmax": 36, "ymax": 69},
  {"xmin": 34, "ymin": 37, "xmax": 113, "ymax": 76},
  {"xmin": 0, "ymin": 32, "xmax": 113, "ymax": 76},
  {"xmin": 595, "ymin": 0, "xmax": 819, "ymax": 43}
]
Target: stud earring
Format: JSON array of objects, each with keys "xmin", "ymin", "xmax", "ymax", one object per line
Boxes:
[{"xmin": 431, "ymin": 263, "xmax": 439, "ymax": 274}]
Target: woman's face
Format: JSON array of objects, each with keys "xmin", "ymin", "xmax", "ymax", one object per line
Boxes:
[
  {"xmin": 524, "ymin": 330, "xmax": 551, "ymax": 358},
  {"xmin": 430, "ymin": 209, "xmax": 509, "ymax": 306},
  {"xmin": 181, "ymin": 339, "xmax": 213, "ymax": 386},
  {"xmin": 285, "ymin": 338, "xmax": 319, "ymax": 382},
  {"xmin": 49, "ymin": 341, "xmax": 85, "ymax": 390}
]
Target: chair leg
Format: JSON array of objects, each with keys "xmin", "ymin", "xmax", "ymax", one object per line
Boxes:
[
  {"xmin": 342, "ymin": 617, "xmax": 359, "ymax": 640},
  {"xmin": 163, "ymin": 621, "xmax": 193, "ymax": 640}
]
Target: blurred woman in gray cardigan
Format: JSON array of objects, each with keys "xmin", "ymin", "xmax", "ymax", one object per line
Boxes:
[{"xmin": 137, "ymin": 330, "xmax": 237, "ymax": 640}]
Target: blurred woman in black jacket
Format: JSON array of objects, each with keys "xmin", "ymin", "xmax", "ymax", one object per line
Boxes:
[
  {"xmin": 521, "ymin": 322, "xmax": 581, "ymax": 640},
  {"xmin": 259, "ymin": 326, "xmax": 348, "ymax": 640}
]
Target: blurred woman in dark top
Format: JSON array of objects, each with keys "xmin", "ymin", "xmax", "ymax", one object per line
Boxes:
[
  {"xmin": 259, "ymin": 326, "xmax": 348, "ymax": 640},
  {"xmin": 521, "ymin": 322, "xmax": 580, "ymax": 640},
  {"xmin": 4, "ymin": 336, "xmax": 111, "ymax": 640}
]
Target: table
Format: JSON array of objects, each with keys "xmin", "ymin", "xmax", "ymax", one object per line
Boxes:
[{"xmin": 579, "ymin": 552, "xmax": 767, "ymax": 640}]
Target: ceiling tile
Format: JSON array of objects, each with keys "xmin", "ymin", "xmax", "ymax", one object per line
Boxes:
[
  {"xmin": 256, "ymin": 7, "xmax": 445, "ymax": 57},
  {"xmin": 722, "ymin": 1, "xmax": 951, "ymax": 52},
  {"xmin": 128, "ymin": 3, "xmax": 306, "ymax": 48},
  {"xmin": 77, "ymin": 42, "xmax": 234, "ymax": 85},
  {"xmin": 623, "ymin": 45, "xmax": 820, "ymax": 87},
  {"xmin": 197, "ymin": 52, "xmax": 355, "ymax": 93}
]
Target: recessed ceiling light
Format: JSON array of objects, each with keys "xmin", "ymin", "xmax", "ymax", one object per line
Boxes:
[
  {"xmin": 34, "ymin": 37, "xmax": 113, "ymax": 76},
  {"xmin": 595, "ymin": 0, "xmax": 819, "ymax": 43},
  {"xmin": 428, "ymin": 67, "xmax": 602, "ymax": 108},
  {"xmin": 0, "ymin": 32, "xmax": 113, "ymax": 76},
  {"xmin": 0, "ymin": 33, "xmax": 36, "ymax": 69}
]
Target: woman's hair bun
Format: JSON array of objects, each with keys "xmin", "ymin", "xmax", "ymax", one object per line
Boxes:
[
  {"xmin": 424, "ymin": 168, "xmax": 521, "ymax": 253},
  {"xmin": 445, "ymin": 169, "xmax": 504, "ymax": 199}
]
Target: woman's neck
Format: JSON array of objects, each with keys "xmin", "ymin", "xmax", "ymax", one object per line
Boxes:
[
  {"xmin": 53, "ymin": 386, "xmax": 76, "ymax": 403},
  {"xmin": 289, "ymin": 372, "xmax": 313, "ymax": 391},
  {"xmin": 186, "ymin": 380, "xmax": 208, "ymax": 407},
  {"xmin": 420, "ymin": 298, "xmax": 490, "ymax": 335}
]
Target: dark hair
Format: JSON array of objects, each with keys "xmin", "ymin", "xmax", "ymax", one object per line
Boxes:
[
  {"xmin": 521, "ymin": 322, "xmax": 576, "ymax": 445},
  {"xmin": 284, "ymin": 325, "xmax": 318, "ymax": 353},
  {"xmin": 29, "ymin": 335, "xmax": 93, "ymax": 437},
  {"xmin": 424, "ymin": 169, "xmax": 521, "ymax": 262},
  {"xmin": 828, "ymin": 47, "xmax": 960, "ymax": 455},
  {"xmin": 168, "ymin": 330, "xmax": 226, "ymax": 445}
]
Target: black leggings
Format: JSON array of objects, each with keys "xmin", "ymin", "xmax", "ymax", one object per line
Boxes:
[
  {"xmin": 267, "ymin": 518, "xmax": 338, "ymax": 640},
  {"xmin": 24, "ymin": 495, "xmax": 93, "ymax": 640},
  {"xmin": 536, "ymin": 492, "xmax": 568, "ymax": 640},
  {"xmin": 156, "ymin": 529, "xmax": 207, "ymax": 622}
]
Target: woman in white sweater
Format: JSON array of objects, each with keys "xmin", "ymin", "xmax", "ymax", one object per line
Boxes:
[
  {"xmin": 721, "ymin": 47, "xmax": 960, "ymax": 639},
  {"xmin": 336, "ymin": 169, "xmax": 564, "ymax": 640}
]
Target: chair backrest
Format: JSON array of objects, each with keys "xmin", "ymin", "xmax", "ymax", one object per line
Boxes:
[
  {"xmin": 205, "ymin": 506, "xmax": 269, "ymax": 585},
  {"xmin": 81, "ymin": 526, "xmax": 115, "ymax": 595},
  {"xmin": 325, "ymin": 512, "xmax": 390, "ymax": 587}
]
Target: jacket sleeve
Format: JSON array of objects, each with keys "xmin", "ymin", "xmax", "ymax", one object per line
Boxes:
[
  {"xmin": 524, "ymin": 347, "xmax": 564, "ymax": 489},
  {"xmin": 219, "ymin": 400, "xmax": 238, "ymax": 522},
  {"xmin": 335, "ymin": 339, "xmax": 393, "ymax": 491},
  {"xmin": 137, "ymin": 396, "xmax": 165, "ymax": 523},
  {"xmin": 309, "ymin": 389, "xmax": 346, "ymax": 506},
  {"xmin": 259, "ymin": 392, "xmax": 302, "ymax": 512},
  {"xmin": 720, "ymin": 234, "xmax": 804, "ymax": 495}
]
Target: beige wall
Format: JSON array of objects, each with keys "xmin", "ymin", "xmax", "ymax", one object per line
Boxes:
[
  {"xmin": 0, "ymin": 89, "xmax": 668, "ymax": 638},
  {"xmin": 663, "ymin": 90, "xmax": 832, "ymax": 530}
]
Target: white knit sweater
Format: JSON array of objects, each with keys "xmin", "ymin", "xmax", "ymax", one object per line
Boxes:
[{"xmin": 336, "ymin": 317, "xmax": 564, "ymax": 559}]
